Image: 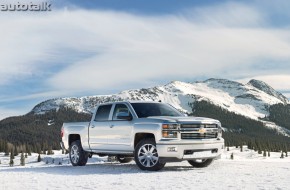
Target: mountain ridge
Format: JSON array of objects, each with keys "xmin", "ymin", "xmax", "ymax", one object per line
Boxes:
[
  {"xmin": 31, "ymin": 78, "xmax": 288, "ymax": 117},
  {"xmin": 28, "ymin": 78, "xmax": 290, "ymax": 136}
]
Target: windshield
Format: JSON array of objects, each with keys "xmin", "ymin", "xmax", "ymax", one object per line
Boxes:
[{"xmin": 131, "ymin": 103, "xmax": 183, "ymax": 118}]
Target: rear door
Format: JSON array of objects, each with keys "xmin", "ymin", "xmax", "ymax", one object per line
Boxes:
[{"xmin": 89, "ymin": 104, "xmax": 113, "ymax": 150}]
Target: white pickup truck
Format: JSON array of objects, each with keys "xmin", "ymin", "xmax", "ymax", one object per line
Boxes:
[{"xmin": 61, "ymin": 101, "xmax": 224, "ymax": 171}]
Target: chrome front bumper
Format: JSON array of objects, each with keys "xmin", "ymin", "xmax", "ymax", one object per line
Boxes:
[{"xmin": 156, "ymin": 138, "xmax": 224, "ymax": 160}]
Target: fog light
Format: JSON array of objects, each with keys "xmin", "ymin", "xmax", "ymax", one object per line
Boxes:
[{"xmin": 167, "ymin": 147, "xmax": 177, "ymax": 152}]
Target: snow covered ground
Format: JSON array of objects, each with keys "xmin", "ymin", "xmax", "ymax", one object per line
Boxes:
[{"xmin": 0, "ymin": 147, "xmax": 289, "ymax": 190}]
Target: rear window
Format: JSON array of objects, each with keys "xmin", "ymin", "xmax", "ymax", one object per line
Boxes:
[{"xmin": 94, "ymin": 104, "xmax": 112, "ymax": 121}]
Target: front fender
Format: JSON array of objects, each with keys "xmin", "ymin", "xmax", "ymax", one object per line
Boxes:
[{"xmin": 133, "ymin": 123, "xmax": 162, "ymax": 141}]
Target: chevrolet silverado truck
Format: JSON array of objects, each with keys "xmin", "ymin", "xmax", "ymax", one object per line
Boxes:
[{"xmin": 60, "ymin": 101, "xmax": 224, "ymax": 171}]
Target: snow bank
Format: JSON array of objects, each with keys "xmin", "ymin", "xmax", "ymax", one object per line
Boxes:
[{"xmin": 0, "ymin": 148, "xmax": 289, "ymax": 190}]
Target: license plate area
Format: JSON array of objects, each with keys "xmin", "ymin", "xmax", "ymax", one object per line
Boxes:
[{"xmin": 183, "ymin": 149, "xmax": 218, "ymax": 159}]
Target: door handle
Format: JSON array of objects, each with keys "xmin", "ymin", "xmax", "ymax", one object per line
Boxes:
[{"xmin": 110, "ymin": 125, "xmax": 114, "ymax": 128}]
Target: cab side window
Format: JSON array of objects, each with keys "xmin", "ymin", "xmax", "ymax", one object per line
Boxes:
[
  {"xmin": 113, "ymin": 104, "xmax": 132, "ymax": 120},
  {"xmin": 94, "ymin": 104, "xmax": 112, "ymax": 121}
]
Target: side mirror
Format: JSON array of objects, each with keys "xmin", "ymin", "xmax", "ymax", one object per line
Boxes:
[{"xmin": 116, "ymin": 112, "xmax": 132, "ymax": 120}]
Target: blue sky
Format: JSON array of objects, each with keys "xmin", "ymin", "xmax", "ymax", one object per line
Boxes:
[{"xmin": 1, "ymin": 0, "xmax": 290, "ymax": 119}]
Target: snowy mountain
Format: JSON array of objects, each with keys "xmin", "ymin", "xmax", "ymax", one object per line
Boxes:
[{"xmin": 31, "ymin": 78, "xmax": 289, "ymax": 134}]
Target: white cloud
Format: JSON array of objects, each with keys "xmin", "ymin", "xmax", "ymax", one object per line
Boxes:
[
  {"xmin": 1, "ymin": 1, "xmax": 290, "ymax": 120},
  {"xmin": 185, "ymin": 2, "xmax": 265, "ymax": 27},
  {"xmin": 45, "ymin": 7, "xmax": 290, "ymax": 93}
]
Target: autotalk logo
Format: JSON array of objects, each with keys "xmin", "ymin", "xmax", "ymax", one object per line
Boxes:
[{"xmin": 0, "ymin": 2, "xmax": 52, "ymax": 12}]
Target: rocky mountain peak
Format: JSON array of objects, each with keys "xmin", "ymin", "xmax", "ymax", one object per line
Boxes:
[{"xmin": 247, "ymin": 79, "xmax": 288, "ymax": 104}]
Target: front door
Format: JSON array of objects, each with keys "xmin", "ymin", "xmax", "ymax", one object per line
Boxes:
[{"xmin": 107, "ymin": 103, "xmax": 133, "ymax": 151}]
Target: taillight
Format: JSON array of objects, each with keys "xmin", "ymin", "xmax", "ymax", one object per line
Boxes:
[{"xmin": 61, "ymin": 127, "xmax": 64, "ymax": 138}]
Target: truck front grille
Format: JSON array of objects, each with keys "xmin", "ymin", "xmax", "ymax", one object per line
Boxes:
[
  {"xmin": 181, "ymin": 133, "xmax": 217, "ymax": 139},
  {"xmin": 180, "ymin": 123, "xmax": 218, "ymax": 140},
  {"xmin": 181, "ymin": 124, "xmax": 217, "ymax": 128}
]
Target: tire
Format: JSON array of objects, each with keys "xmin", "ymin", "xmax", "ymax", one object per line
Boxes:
[
  {"xmin": 116, "ymin": 156, "xmax": 133, "ymax": 163},
  {"xmin": 134, "ymin": 138, "xmax": 165, "ymax": 171},
  {"xmin": 188, "ymin": 159, "xmax": 213, "ymax": 168},
  {"xmin": 69, "ymin": 140, "xmax": 88, "ymax": 166}
]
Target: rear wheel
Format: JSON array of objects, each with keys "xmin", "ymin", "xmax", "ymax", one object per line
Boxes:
[
  {"xmin": 69, "ymin": 140, "xmax": 88, "ymax": 166},
  {"xmin": 134, "ymin": 138, "xmax": 165, "ymax": 171},
  {"xmin": 188, "ymin": 159, "xmax": 213, "ymax": 168},
  {"xmin": 116, "ymin": 156, "xmax": 133, "ymax": 163}
]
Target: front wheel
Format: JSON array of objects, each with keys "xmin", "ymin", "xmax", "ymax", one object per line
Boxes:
[
  {"xmin": 134, "ymin": 138, "xmax": 165, "ymax": 171},
  {"xmin": 188, "ymin": 159, "xmax": 213, "ymax": 168},
  {"xmin": 69, "ymin": 140, "xmax": 88, "ymax": 166}
]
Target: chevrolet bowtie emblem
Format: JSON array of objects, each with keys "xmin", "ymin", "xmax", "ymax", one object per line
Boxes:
[{"xmin": 198, "ymin": 127, "xmax": 206, "ymax": 134}]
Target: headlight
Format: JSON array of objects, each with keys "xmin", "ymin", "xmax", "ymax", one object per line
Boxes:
[
  {"xmin": 162, "ymin": 124, "xmax": 179, "ymax": 130},
  {"xmin": 162, "ymin": 124, "xmax": 179, "ymax": 138}
]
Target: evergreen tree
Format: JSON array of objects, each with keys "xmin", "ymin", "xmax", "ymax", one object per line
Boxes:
[
  {"xmin": 0, "ymin": 141, "xmax": 2, "ymax": 152},
  {"xmin": 11, "ymin": 149, "xmax": 15, "ymax": 160},
  {"xmin": 227, "ymin": 147, "xmax": 229, "ymax": 151},
  {"xmin": 268, "ymin": 151, "xmax": 270, "ymax": 157},
  {"xmin": 240, "ymin": 145, "xmax": 243, "ymax": 152},
  {"xmin": 230, "ymin": 153, "xmax": 234, "ymax": 160},
  {"xmin": 0, "ymin": 159, "xmax": 1, "ymax": 164},
  {"xmin": 36, "ymin": 144, "xmax": 41, "ymax": 154},
  {"xmin": 246, "ymin": 141, "xmax": 250, "ymax": 150},
  {"xmin": 25, "ymin": 153, "xmax": 28, "ymax": 158},
  {"xmin": 4, "ymin": 143, "xmax": 9, "ymax": 156},
  {"xmin": 47, "ymin": 146, "xmax": 53, "ymax": 155},
  {"xmin": 280, "ymin": 152, "xmax": 284, "ymax": 159},
  {"xmin": 0, "ymin": 107, "xmax": 91, "ymax": 152},
  {"xmin": 42, "ymin": 142, "xmax": 48, "ymax": 155},
  {"xmin": 27, "ymin": 146, "xmax": 31, "ymax": 156},
  {"xmin": 62, "ymin": 149, "xmax": 64, "ymax": 154},
  {"xmin": 258, "ymin": 149, "xmax": 262, "ymax": 154},
  {"xmin": 263, "ymin": 150, "xmax": 266, "ymax": 157},
  {"xmin": 20, "ymin": 152, "xmax": 25, "ymax": 166},
  {"xmin": 9, "ymin": 151, "xmax": 14, "ymax": 167},
  {"xmin": 14, "ymin": 146, "xmax": 18, "ymax": 156},
  {"xmin": 37, "ymin": 154, "xmax": 41, "ymax": 162}
]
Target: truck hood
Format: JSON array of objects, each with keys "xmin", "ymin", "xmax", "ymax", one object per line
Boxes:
[{"xmin": 147, "ymin": 116, "xmax": 220, "ymax": 124}]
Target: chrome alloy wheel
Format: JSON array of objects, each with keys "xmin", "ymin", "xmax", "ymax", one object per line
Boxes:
[
  {"xmin": 137, "ymin": 144, "xmax": 159, "ymax": 167},
  {"xmin": 70, "ymin": 144, "xmax": 80, "ymax": 164}
]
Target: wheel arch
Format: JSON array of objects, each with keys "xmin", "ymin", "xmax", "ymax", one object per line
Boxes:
[
  {"xmin": 134, "ymin": 133, "xmax": 156, "ymax": 148},
  {"xmin": 69, "ymin": 134, "xmax": 81, "ymax": 146}
]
